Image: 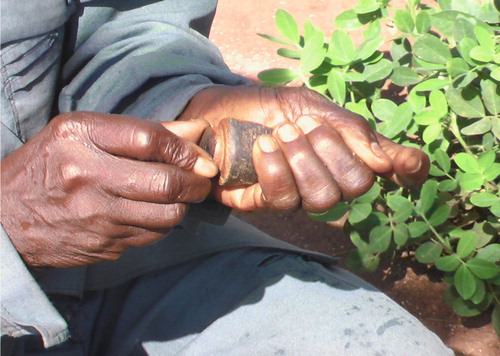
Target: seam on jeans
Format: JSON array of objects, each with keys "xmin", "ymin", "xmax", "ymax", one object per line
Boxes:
[
  {"xmin": 0, "ymin": 54, "xmax": 22, "ymax": 139},
  {"xmin": 291, "ymin": 255, "xmax": 361, "ymax": 290},
  {"xmin": 3, "ymin": 33, "xmax": 58, "ymax": 88}
]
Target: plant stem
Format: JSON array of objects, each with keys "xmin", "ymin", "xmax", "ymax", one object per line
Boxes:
[
  {"xmin": 449, "ymin": 113, "xmax": 474, "ymax": 156},
  {"xmin": 419, "ymin": 212, "xmax": 453, "ymax": 253}
]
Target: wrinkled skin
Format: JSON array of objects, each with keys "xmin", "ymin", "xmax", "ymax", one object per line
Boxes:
[
  {"xmin": 1, "ymin": 85, "xmax": 429, "ymax": 269},
  {"xmin": 0, "ymin": 112, "xmax": 217, "ymax": 268},
  {"xmin": 179, "ymin": 85, "xmax": 430, "ymax": 212}
]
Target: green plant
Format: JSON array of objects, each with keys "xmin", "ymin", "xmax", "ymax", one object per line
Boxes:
[{"xmin": 259, "ymin": 0, "xmax": 500, "ymax": 333}]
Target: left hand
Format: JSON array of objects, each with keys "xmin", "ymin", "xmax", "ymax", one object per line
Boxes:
[{"xmin": 178, "ymin": 84, "xmax": 429, "ymax": 212}]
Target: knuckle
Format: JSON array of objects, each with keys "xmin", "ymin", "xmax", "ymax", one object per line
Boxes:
[{"xmin": 130, "ymin": 126, "xmax": 157, "ymax": 157}]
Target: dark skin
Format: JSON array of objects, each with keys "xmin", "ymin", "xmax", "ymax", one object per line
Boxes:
[{"xmin": 0, "ymin": 85, "xmax": 429, "ymax": 269}]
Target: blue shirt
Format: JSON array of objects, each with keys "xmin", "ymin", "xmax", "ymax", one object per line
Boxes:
[{"xmin": 1, "ymin": 0, "xmax": 337, "ymax": 348}]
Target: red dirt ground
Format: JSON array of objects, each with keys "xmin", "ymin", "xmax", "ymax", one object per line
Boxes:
[{"xmin": 210, "ymin": 1, "xmax": 500, "ymax": 355}]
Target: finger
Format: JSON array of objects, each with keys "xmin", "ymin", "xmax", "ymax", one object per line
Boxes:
[
  {"xmin": 274, "ymin": 123, "xmax": 341, "ymax": 213},
  {"xmin": 112, "ymin": 199, "xmax": 186, "ymax": 230},
  {"xmin": 252, "ymin": 135, "xmax": 300, "ymax": 211},
  {"xmin": 376, "ymin": 133, "xmax": 430, "ymax": 188},
  {"xmin": 101, "ymin": 160, "xmax": 212, "ymax": 204},
  {"xmin": 160, "ymin": 119, "xmax": 211, "ymax": 143},
  {"xmin": 212, "ymin": 184, "xmax": 266, "ymax": 211},
  {"xmin": 325, "ymin": 109, "xmax": 393, "ymax": 174},
  {"xmin": 82, "ymin": 112, "xmax": 218, "ymax": 178},
  {"xmin": 296, "ymin": 116, "xmax": 375, "ymax": 201}
]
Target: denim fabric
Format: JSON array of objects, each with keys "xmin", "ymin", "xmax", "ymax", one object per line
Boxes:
[{"xmin": 2, "ymin": 248, "xmax": 453, "ymax": 356}]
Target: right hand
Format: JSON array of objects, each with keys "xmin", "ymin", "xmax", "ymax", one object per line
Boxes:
[{"xmin": 0, "ymin": 112, "xmax": 217, "ymax": 268}]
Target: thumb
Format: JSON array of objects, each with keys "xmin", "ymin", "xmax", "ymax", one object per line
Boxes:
[
  {"xmin": 376, "ymin": 133, "xmax": 430, "ymax": 188},
  {"xmin": 161, "ymin": 119, "xmax": 211, "ymax": 143}
]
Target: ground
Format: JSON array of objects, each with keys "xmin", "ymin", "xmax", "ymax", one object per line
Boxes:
[{"xmin": 209, "ymin": 1, "xmax": 500, "ymax": 355}]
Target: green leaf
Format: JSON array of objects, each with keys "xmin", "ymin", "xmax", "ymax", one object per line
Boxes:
[
  {"xmin": 428, "ymin": 204, "xmax": 451, "ymax": 226},
  {"xmin": 415, "ymin": 12, "xmax": 431, "ymax": 33},
  {"xmin": 474, "ymin": 26, "xmax": 494, "ymax": 51},
  {"xmin": 327, "ymin": 71, "xmax": 346, "ymax": 106},
  {"xmin": 454, "ymin": 264, "xmax": 476, "ymax": 300},
  {"xmin": 429, "ymin": 90, "xmax": 448, "ymax": 118},
  {"xmin": 348, "ymin": 202, "xmax": 373, "ymax": 224},
  {"xmin": 301, "ymin": 33, "xmax": 327, "ymax": 73},
  {"xmin": 481, "ymin": 79, "xmax": 500, "ymax": 115},
  {"xmin": 458, "ymin": 172, "xmax": 484, "ymax": 191},
  {"xmin": 390, "ymin": 38, "xmax": 412, "ymax": 64},
  {"xmin": 354, "ymin": 0, "xmax": 380, "ymax": 14},
  {"xmin": 393, "ymin": 224, "xmax": 409, "ymax": 247},
  {"xmin": 491, "ymin": 202, "xmax": 500, "ymax": 217},
  {"xmin": 363, "ymin": 20, "xmax": 382, "ymax": 40},
  {"xmin": 378, "ymin": 103, "xmax": 412, "ymax": 139},
  {"xmin": 446, "ymin": 87, "xmax": 486, "ymax": 118},
  {"xmin": 446, "ymin": 58, "xmax": 470, "ymax": 78},
  {"xmin": 452, "ymin": 293, "xmax": 491, "ymax": 316},
  {"xmin": 309, "ymin": 202, "xmax": 349, "ymax": 222},
  {"xmin": 466, "ymin": 258, "xmax": 500, "ymax": 279},
  {"xmin": 328, "ymin": 30, "xmax": 356, "ymax": 65},
  {"xmin": 457, "ymin": 37, "xmax": 479, "ymax": 66},
  {"xmin": 415, "ymin": 241, "xmax": 443, "ymax": 264},
  {"xmin": 470, "ymin": 192, "xmax": 499, "ymax": 207},
  {"xmin": 457, "ymin": 231, "xmax": 477, "ymax": 259},
  {"xmin": 408, "ymin": 221, "xmax": 429, "ymax": 237},
  {"xmin": 438, "ymin": 179, "xmax": 457, "ymax": 192},
  {"xmin": 470, "ymin": 277, "xmax": 486, "ymax": 304},
  {"xmin": 418, "ymin": 179, "xmax": 438, "ymax": 214},
  {"xmin": 355, "ymin": 182, "xmax": 381, "ymax": 204},
  {"xmin": 258, "ymin": 69, "xmax": 298, "ymax": 85},
  {"xmin": 460, "ymin": 118, "xmax": 492, "ymax": 136},
  {"xmin": 414, "ymin": 110, "xmax": 441, "ymax": 126},
  {"xmin": 430, "ymin": 165, "xmax": 446, "ymax": 178},
  {"xmin": 476, "ymin": 244, "xmax": 500, "ymax": 263},
  {"xmin": 484, "ymin": 163, "xmax": 500, "ymax": 181},
  {"xmin": 387, "ymin": 195, "xmax": 414, "ymax": 223},
  {"xmin": 356, "ymin": 37, "xmax": 384, "ymax": 61},
  {"xmin": 258, "ymin": 33, "xmax": 294, "ymax": 46},
  {"xmin": 277, "ymin": 48, "xmax": 301, "ymax": 59},
  {"xmin": 493, "ymin": 305, "xmax": 500, "ymax": 337},
  {"xmin": 369, "ymin": 225, "xmax": 392, "ymax": 253},
  {"xmin": 470, "ymin": 46, "xmax": 494, "ymax": 63},
  {"xmin": 363, "ymin": 58, "xmax": 393, "ymax": 83},
  {"xmin": 435, "ymin": 255, "xmax": 461, "ymax": 272},
  {"xmin": 414, "ymin": 34, "xmax": 452, "ymax": 65},
  {"xmin": 372, "ymin": 99, "xmax": 397, "ymax": 121},
  {"xmin": 343, "ymin": 71, "xmax": 365, "ymax": 82},
  {"xmin": 454, "ymin": 152, "xmax": 480, "ymax": 173},
  {"xmin": 413, "ymin": 78, "xmax": 448, "ymax": 92},
  {"xmin": 434, "ymin": 149, "xmax": 451, "ymax": 173},
  {"xmin": 390, "ymin": 67, "xmax": 421, "ymax": 87},
  {"xmin": 394, "ymin": 10, "xmax": 414, "ymax": 33},
  {"xmin": 492, "ymin": 67, "xmax": 500, "ymax": 82},
  {"xmin": 346, "ymin": 246, "xmax": 380, "ymax": 272},
  {"xmin": 408, "ymin": 89, "xmax": 426, "ymax": 113},
  {"xmin": 423, "ymin": 123, "xmax": 442, "ymax": 144},
  {"xmin": 275, "ymin": 9, "xmax": 300, "ymax": 44},
  {"xmin": 335, "ymin": 9, "xmax": 363, "ymax": 30}
]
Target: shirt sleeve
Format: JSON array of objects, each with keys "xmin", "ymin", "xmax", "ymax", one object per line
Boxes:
[
  {"xmin": 59, "ymin": 0, "xmax": 251, "ymax": 120},
  {"xmin": 0, "ymin": 225, "xmax": 70, "ymax": 348}
]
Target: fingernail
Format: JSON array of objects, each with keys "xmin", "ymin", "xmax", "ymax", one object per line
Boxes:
[
  {"xmin": 258, "ymin": 135, "xmax": 278, "ymax": 153},
  {"xmin": 296, "ymin": 116, "xmax": 321, "ymax": 134},
  {"xmin": 370, "ymin": 142, "xmax": 387, "ymax": 159},
  {"xmin": 193, "ymin": 156, "xmax": 219, "ymax": 177},
  {"xmin": 404, "ymin": 155, "xmax": 422, "ymax": 174},
  {"xmin": 277, "ymin": 124, "xmax": 299, "ymax": 142}
]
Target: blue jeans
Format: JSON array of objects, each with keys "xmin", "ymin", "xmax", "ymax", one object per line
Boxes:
[{"xmin": 3, "ymin": 249, "xmax": 453, "ymax": 355}]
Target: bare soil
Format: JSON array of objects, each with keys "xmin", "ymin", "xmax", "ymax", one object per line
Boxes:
[{"xmin": 210, "ymin": 1, "xmax": 500, "ymax": 355}]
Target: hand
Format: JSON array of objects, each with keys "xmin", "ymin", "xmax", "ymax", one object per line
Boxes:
[
  {"xmin": 0, "ymin": 112, "xmax": 217, "ymax": 268},
  {"xmin": 179, "ymin": 85, "xmax": 430, "ymax": 212}
]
